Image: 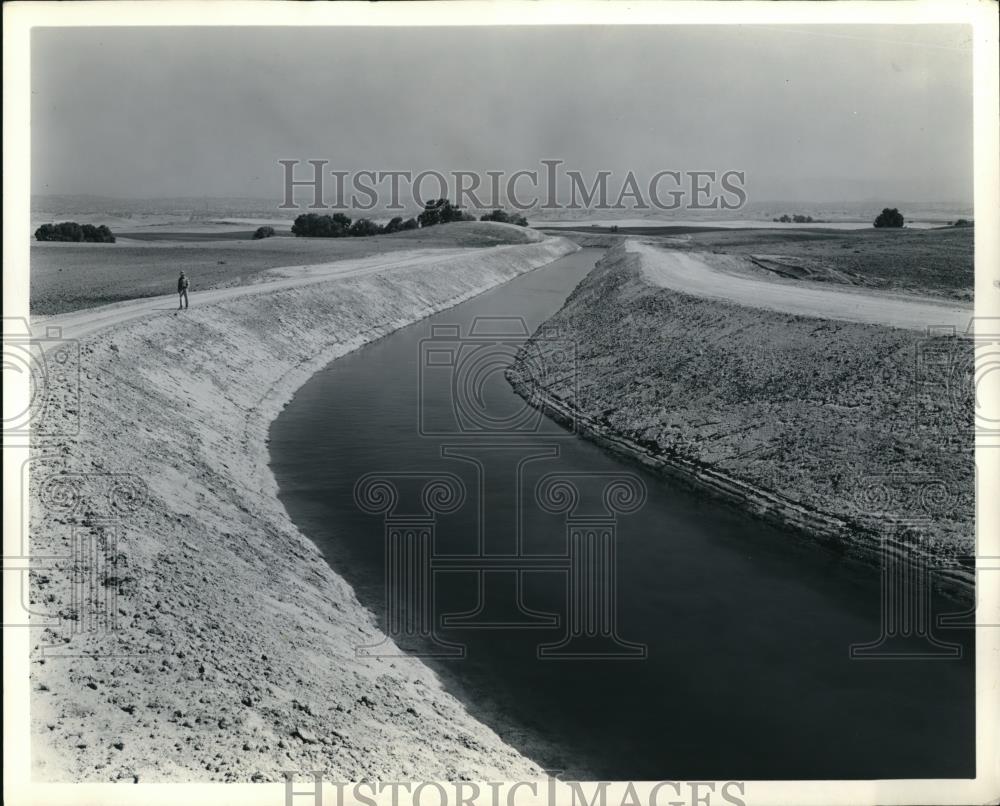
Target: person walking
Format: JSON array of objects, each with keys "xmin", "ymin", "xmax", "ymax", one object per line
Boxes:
[{"xmin": 177, "ymin": 271, "xmax": 190, "ymax": 309}]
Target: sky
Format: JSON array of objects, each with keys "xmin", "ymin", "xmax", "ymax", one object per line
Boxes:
[{"xmin": 31, "ymin": 25, "xmax": 974, "ymax": 205}]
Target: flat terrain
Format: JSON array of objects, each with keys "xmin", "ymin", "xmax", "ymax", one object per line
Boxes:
[
  {"xmin": 30, "ymin": 222, "xmax": 540, "ymax": 314},
  {"xmin": 682, "ymin": 225, "xmax": 974, "ymax": 301},
  {"xmin": 548, "ymin": 225, "xmax": 974, "ymax": 301},
  {"xmin": 112, "ymin": 230, "xmax": 263, "ymax": 242}
]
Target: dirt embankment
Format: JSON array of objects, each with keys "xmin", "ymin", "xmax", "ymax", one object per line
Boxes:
[
  {"xmin": 509, "ymin": 243, "xmax": 974, "ymax": 590},
  {"xmin": 29, "ymin": 235, "xmax": 577, "ymax": 782}
]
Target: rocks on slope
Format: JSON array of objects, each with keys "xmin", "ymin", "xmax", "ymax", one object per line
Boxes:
[{"xmin": 508, "ymin": 243, "xmax": 974, "ymax": 587}]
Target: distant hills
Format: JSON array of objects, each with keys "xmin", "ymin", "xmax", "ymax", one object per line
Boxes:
[{"xmin": 31, "ymin": 194, "xmax": 300, "ymax": 220}]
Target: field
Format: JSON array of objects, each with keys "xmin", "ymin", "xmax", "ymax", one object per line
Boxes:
[
  {"xmin": 30, "ymin": 222, "xmax": 540, "ymax": 314},
  {"xmin": 547, "ymin": 225, "xmax": 974, "ymax": 301},
  {"xmin": 112, "ymin": 230, "xmax": 263, "ymax": 242}
]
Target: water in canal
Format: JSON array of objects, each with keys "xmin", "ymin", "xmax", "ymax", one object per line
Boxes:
[{"xmin": 269, "ymin": 248, "xmax": 975, "ymax": 780}]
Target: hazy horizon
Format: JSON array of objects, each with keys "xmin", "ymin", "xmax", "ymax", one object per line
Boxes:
[
  {"xmin": 30, "ymin": 192, "xmax": 975, "ymax": 205},
  {"xmin": 32, "ymin": 25, "xmax": 973, "ymax": 206}
]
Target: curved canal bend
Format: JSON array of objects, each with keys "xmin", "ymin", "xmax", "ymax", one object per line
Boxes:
[{"xmin": 270, "ymin": 248, "xmax": 974, "ymax": 780}]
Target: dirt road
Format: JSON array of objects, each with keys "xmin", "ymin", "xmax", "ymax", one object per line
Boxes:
[
  {"xmin": 631, "ymin": 241, "xmax": 972, "ymax": 332},
  {"xmin": 32, "ymin": 247, "xmax": 476, "ymax": 340}
]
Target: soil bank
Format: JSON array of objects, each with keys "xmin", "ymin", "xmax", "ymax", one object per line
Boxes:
[{"xmin": 29, "ymin": 230, "xmax": 578, "ymax": 782}]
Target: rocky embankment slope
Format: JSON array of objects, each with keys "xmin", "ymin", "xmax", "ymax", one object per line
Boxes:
[
  {"xmin": 509, "ymin": 243, "xmax": 974, "ymax": 589},
  {"xmin": 29, "ymin": 233, "xmax": 577, "ymax": 782}
]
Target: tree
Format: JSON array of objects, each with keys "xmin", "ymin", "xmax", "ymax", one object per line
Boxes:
[
  {"xmin": 418, "ymin": 200, "xmax": 443, "ymax": 228},
  {"xmin": 252, "ymin": 226, "xmax": 276, "ymax": 239},
  {"xmin": 480, "ymin": 209, "xmax": 511, "ymax": 223},
  {"xmin": 418, "ymin": 198, "xmax": 465, "ymax": 228},
  {"xmin": 401, "ymin": 218, "xmax": 419, "ymax": 231},
  {"xmin": 292, "ymin": 213, "xmax": 350, "ymax": 237},
  {"xmin": 480, "ymin": 209, "xmax": 529, "ymax": 227},
  {"xmin": 291, "ymin": 214, "xmax": 319, "ymax": 237},
  {"xmin": 874, "ymin": 208, "xmax": 904, "ymax": 228},
  {"xmin": 383, "ymin": 216, "xmax": 404, "ymax": 234},
  {"xmin": 349, "ymin": 218, "xmax": 382, "ymax": 237},
  {"xmin": 442, "ymin": 203, "xmax": 465, "ymax": 224}
]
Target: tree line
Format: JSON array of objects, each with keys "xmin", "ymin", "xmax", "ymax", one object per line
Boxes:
[
  {"xmin": 292, "ymin": 212, "xmax": 419, "ymax": 238},
  {"xmin": 34, "ymin": 222, "xmax": 116, "ymax": 242},
  {"xmin": 292, "ymin": 199, "xmax": 529, "ymax": 238},
  {"xmin": 772, "ymin": 213, "xmax": 815, "ymax": 223},
  {"xmin": 768, "ymin": 208, "xmax": 910, "ymax": 228}
]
